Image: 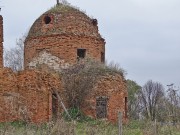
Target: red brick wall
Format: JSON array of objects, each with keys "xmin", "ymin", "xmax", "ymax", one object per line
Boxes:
[
  {"xmin": 0, "ymin": 68, "xmax": 18, "ymax": 122},
  {"xmin": 0, "ymin": 68, "xmax": 63, "ymax": 123},
  {"xmin": 0, "ymin": 68, "xmax": 128, "ymax": 123},
  {"xmin": 25, "ymin": 35, "xmax": 105, "ymax": 68},
  {"xmin": 17, "ymin": 70, "xmax": 63, "ymax": 123},
  {"xmin": 24, "ymin": 6, "xmax": 105, "ymax": 69},
  {"xmin": 81, "ymin": 74, "xmax": 128, "ymax": 123},
  {"xmin": 0, "ymin": 16, "xmax": 3, "ymax": 68}
]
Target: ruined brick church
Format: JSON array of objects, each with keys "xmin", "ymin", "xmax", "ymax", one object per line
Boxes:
[{"xmin": 0, "ymin": 4, "xmax": 128, "ymax": 123}]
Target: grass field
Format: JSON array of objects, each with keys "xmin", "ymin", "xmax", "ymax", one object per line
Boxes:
[{"xmin": 0, "ymin": 119, "xmax": 180, "ymax": 135}]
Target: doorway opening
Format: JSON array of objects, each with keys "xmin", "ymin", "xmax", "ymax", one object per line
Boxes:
[
  {"xmin": 52, "ymin": 93, "xmax": 58, "ymax": 119},
  {"xmin": 125, "ymin": 97, "xmax": 128, "ymax": 118}
]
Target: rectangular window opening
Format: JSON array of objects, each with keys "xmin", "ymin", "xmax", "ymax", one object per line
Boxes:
[
  {"xmin": 77, "ymin": 49, "xmax": 86, "ymax": 60},
  {"xmin": 96, "ymin": 96, "xmax": 108, "ymax": 119},
  {"xmin": 101, "ymin": 52, "xmax": 105, "ymax": 63}
]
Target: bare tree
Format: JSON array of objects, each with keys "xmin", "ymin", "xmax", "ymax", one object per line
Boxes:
[
  {"xmin": 166, "ymin": 84, "xmax": 180, "ymax": 123},
  {"xmin": 4, "ymin": 34, "xmax": 26, "ymax": 71},
  {"xmin": 61, "ymin": 63, "xmax": 96, "ymax": 109},
  {"xmin": 140, "ymin": 80, "xmax": 164, "ymax": 121}
]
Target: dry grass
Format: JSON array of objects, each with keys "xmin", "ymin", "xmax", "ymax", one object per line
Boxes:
[
  {"xmin": 0, "ymin": 119, "xmax": 117, "ymax": 135},
  {"xmin": 0, "ymin": 119, "xmax": 180, "ymax": 135}
]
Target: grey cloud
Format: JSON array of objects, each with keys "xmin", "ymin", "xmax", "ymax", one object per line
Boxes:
[{"xmin": 1, "ymin": 0, "xmax": 180, "ymax": 87}]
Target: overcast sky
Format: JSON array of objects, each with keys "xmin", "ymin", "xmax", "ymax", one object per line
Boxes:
[{"xmin": 1, "ymin": 0, "xmax": 180, "ymax": 89}]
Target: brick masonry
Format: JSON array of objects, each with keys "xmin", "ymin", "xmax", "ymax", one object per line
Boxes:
[
  {"xmin": 0, "ymin": 15, "xmax": 3, "ymax": 68},
  {"xmin": 0, "ymin": 68, "xmax": 127, "ymax": 123},
  {"xmin": 24, "ymin": 5, "xmax": 105, "ymax": 69},
  {"xmin": 0, "ymin": 4, "xmax": 128, "ymax": 123},
  {"xmin": 0, "ymin": 68, "xmax": 18, "ymax": 122},
  {"xmin": 82, "ymin": 74, "xmax": 128, "ymax": 123},
  {"xmin": 0, "ymin": 68, "xmax": 63, "ymax": 123}
]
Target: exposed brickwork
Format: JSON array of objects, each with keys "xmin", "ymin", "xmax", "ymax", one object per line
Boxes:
[
  {"xmin": 17, "ymin": 70, "xmax": 63, "ymax": 123},
  {"xmin": 81, "ymin": 74, "xmax": 128, "ymax": 123},
  {"xmin": 24, "ymin": 5, "xmax": 105, "ymax": 69},
  {"xmin": 0, "ymin": 68, "xmax": 18, "ymax": 122},
  {"xmin": 0, "ymin": 68, "xmax": 63, "ymax": 123},
  {"xmin": 0, "ymin": 68, "xmax": 127, "ymax": 123},
  {"xmin": 25, "ymin": 36, "xmax": 104, "ymax": 68},
  {"xmin": 0, "ymin": 4, "xmax": 128, "ymax": 124},
  {"xmin": 0, "ymin": 16, "xmax": 3, "ymax": 68}
]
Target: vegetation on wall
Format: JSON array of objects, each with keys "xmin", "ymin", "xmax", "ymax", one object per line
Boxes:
[
  {"xmin": 48, "ymin": 1, "xmax": 87, "ymax": 16},
  {"xmin": 61, "ymin": 59, "xmax": 125, "ymax": 109}
]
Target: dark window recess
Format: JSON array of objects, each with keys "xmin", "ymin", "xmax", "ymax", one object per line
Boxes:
[
  {"xmin": 52, "ymin": 93, "xmax": 58, "ymax": 119},
  {"xmin": 101, "ymin": 52, "xmax": 105, "ymax": 62},
  {"xmin": 77, "ymin": 49, "xmax": 86, "ymax": 59},
  {"xmin": 125, "ymin": 97, "xmax": 128, "ymax": 118},
  {"xmin": 44, "ymin": 16, "xmax": 51, "ymax": 24},
  {"xmin": 96, "ymin": 97, "xmax": 108, "ymax": 119},
  {"xmin": 92, "ymin": 19, "xmax": 98, "ymax": 26}
]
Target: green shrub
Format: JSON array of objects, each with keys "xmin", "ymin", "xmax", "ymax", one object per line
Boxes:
[{"xmin": 63, "ymin": 108, "xmax": 87, "ymax": 122}]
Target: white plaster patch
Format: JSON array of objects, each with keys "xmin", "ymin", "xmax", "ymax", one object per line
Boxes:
[{"xmin": 28, "ymin": 51, "xmax": 70, "ymax": 72}]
